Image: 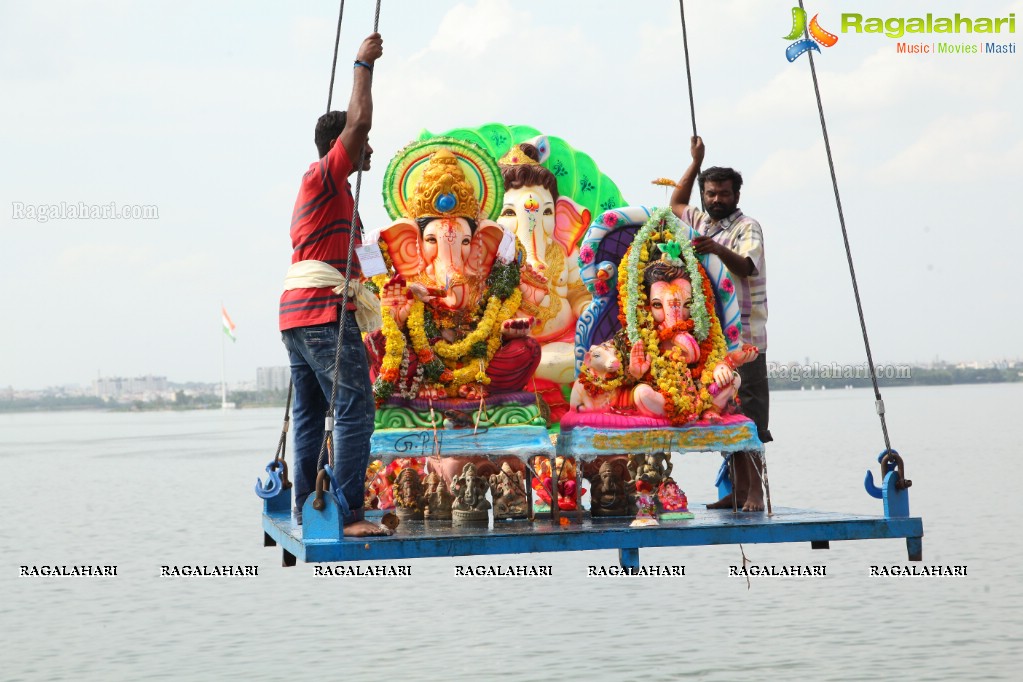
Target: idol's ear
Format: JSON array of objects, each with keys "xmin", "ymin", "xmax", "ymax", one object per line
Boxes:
[
  {"xmin": 524, "ymin": 135, "xmax": 551, "ymax": 164},
  {"xmin": 553, "ymin": 196, "xmax": 591, "ymax": 252},
  {"xmin": 466, "ymin": 220, "xmax": 506, "ymax": 279},
  {"xmin": 379, "ymin": 219, "xmax": 424, "ymax": 278}
]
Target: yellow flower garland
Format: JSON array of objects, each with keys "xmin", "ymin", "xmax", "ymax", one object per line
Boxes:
[
  {"xmin": 406, "ymin": 288, "xmax": 523, "ymax": 389},
  {"xmin": 419, "ymin": 296, "xmax": 502, "ymax": 361},
  {"xmin": 379, "ymin": 305, "xmax": 406, "ymax": 382}
]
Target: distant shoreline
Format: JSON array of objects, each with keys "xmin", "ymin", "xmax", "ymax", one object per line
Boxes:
[
  {"xmin": 769, "ymin": 366, "xmax": 1021, "ymax": 391},
  {"xmin": 2, "ymin": 371, "xmax": 1018, "ymax": 414}
]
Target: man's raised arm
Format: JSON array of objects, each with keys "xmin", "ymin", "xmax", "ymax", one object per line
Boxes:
[
  {"xmin": 339, "ymin": 32, "xmax": 383, "ymax": 161},
  {"xmin": 670, "ymin": 135, "xmax": 705, "ymax": 219}
]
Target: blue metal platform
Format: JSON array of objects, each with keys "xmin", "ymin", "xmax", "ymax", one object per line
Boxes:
[
  {"xmin": 259, "ymin": 419, "xmax": 923, "ymax": 569},
  {"xmin": 262, "ymin": 504, "xmax": 924, "ymax": 566}
]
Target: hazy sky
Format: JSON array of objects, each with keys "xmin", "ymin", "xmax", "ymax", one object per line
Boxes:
[{"xmin": 2, "ymin": 0, "xmax": 1020, "ymax": 389}]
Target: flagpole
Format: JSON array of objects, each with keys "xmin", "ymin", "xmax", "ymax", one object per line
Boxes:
[{"xmin": 220, "ymin": 303, "xmax": 227, "ymax": 409}]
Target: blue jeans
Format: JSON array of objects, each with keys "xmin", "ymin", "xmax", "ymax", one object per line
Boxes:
[{"xmin": 282, "ymin": 311, "xmax": 375, "ymax": 525}]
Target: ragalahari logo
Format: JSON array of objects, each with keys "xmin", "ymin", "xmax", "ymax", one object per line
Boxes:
[{"xmin": 784, "ymin": 6, "xmax": 839, "ymax": 61}]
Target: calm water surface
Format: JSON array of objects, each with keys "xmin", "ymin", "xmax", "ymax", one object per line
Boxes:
[{"xmin": 1, "ymin": 384, "xmax": 1020, "ymax": 681}]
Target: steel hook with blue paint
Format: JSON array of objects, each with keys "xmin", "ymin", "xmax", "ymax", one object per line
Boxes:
[
  {"xmin": 255, "ymin": 458, "xmax": 291, "ymax": 499},
  {"xmin": 864, "ymin": 449, "xmax": 910, "ymax": 499},
  {"xmin": 864, "ymin": 449, "xmax": 912, "ymax": 519}
]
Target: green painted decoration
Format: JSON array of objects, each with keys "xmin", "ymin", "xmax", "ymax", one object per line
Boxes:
[
  {"xmin": 418, "ymin": 123, "xmax": 627, "ymax": 221},
  {"xmin": 375, "ymin": 403, "xmax": 546, "ymax": 430}
]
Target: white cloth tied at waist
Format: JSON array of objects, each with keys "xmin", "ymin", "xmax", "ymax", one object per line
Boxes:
[{"xmin": 283, "ymin": 260, "xmax": 382, "ymax": 333}]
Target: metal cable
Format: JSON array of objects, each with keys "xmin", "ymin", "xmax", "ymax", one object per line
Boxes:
[
  {"xmin": 317, "ymin": 0, "xmax": 383, "ymax": 471},
  {"xmin": 326, "ymin": 0, "xmax": 347, "ymax": 112},
  {"xmin": 274, "ymin": 380, "xmax": 293, "ymax": 461},
  {"xmin": 678, "ymin": 0, "xmax": 698, "ymax": 137},
  {"xmin": 798, "ymin": 0, "xmax": 893, "ymax": 452}
]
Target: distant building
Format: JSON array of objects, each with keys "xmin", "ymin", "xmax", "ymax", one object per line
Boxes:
[
  {"xmin": 257, "ymin": 366, "xmax": 290, "ymax": 392},
  {"xmin": 93, "ymin": 375, "xmax": 169, "ymax": 401}
]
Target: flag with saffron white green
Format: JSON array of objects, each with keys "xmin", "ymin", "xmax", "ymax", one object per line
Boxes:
[{"xmin": 222, "ymin": 306, "xmax": 236, "ymax": 342}]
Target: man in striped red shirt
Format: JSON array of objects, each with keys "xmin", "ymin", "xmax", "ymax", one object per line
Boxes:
[{"xmin": 279, "ymin": 33, "xmax": 390, "ymax": 536}]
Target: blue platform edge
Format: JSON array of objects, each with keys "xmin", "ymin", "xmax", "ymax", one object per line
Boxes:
[{"xmin": 262, "ymin": 503, "xmax": 924, "ymax": 564}]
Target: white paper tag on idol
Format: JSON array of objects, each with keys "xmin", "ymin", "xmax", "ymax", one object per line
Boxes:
[
  {"xmin": 497, "ymin": 230, "xmax": 516, "ymax": 263},
  {"xmin": 356, "ymin": 243, "xmax": 387, "ymax": 277}
]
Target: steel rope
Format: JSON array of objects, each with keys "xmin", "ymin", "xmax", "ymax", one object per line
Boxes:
[
  {"xmin": 798, "ymin": 0, "xmax": 893, "ymax": 453},
  {"xmin": 325, "ymin": 1, "xmax": 347, "ymax": 113},
  {"xmin": 274, "ymin": 380, "xmax": 293, "ymax": 462},
  {"xmin": 678, "ymin": 0, "xmax": 698, "ymax": 137},
  {"xmin": 318, "ymin": 0, "xmax": 383, "ymax": 472}
]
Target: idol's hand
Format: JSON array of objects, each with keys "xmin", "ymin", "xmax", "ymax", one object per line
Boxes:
[
  {"xmin": 713, "ymin": 362, "xmax": 736, "ymax": 389},
  {"xmin": 501, "ymin": 317, "xmax": 534, "ymax": 339},
  {"xmin": 408, "ymin": 282, "xmax": 435, "ymax": 303},
  {"xmin": 629, "ymin": 339, "xmax": 651, "ymax": 380}
]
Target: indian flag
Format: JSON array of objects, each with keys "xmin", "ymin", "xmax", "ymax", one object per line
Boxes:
[{"xmin": 222, "ymin": 306, "xmax": 237, "ymax": 342}]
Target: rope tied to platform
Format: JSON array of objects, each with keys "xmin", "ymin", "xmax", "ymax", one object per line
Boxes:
[
  {"xmin": 674, "ymin": 4, "xmax": 778, "ymax": 514},
  {"xmin": 797, "ymin": 0, "xmax": 896, "ymax": 458},
  {"xmin": 254, "ymin": 382, "xmax": 294, "ymax": 499},
  {"xmin": 265, "ymin": 1, "xmax": 383, "ymax": 509},
  {"xmin": 317, "ymin": 0, "xmax": 383, "ymax": 476}
]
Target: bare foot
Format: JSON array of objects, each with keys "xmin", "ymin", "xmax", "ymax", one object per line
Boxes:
[
  {"xmin": 707, "ymin": 493, "xmax": 745, "ymax": 510},
  {"xmin": 741, "ymin": 487, "xmax": 765, "ymax": 512},
  {"xmin": 343, "ymin": 519, "xmax": 394, "ymax": 537},
  {"xmin": 741, "ymin": 453, "xmax": 766, "ymax": 512}
]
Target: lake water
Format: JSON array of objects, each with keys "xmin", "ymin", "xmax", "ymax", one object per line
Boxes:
[{"xmin": 1, "ymin": 384, "xmax": 1020, "ymax": 681}]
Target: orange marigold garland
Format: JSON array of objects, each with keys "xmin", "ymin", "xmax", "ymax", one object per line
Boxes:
[{"xmin": 577, "ymin": 365, "xmax": 626, "ymax": 397}]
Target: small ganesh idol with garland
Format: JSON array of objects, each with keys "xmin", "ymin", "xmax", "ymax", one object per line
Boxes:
[
  {"xmin": 366, "ymin": 139, "xmax": 541, "ymax": 402},
  {"xmin": 570, "ymin": 208, "xmax": 758, "ymax": 424}
]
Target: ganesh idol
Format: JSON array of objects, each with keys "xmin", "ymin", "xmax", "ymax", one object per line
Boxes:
[
  {"xmin": 497, "ymin": 139, "xmax": 591, "ymax": 386},
  {"xmin": 570, "ymin": 210, "xmax": 758, "ymax": 425},
  {"xmin": 366, "ymin": 138, "xmax": 540, "ymax": 402}
]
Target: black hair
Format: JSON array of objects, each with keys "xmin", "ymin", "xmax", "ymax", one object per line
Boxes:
[
  {"xmin": 315, "ymin": 110, "xmax": 347, "ymax": 158},
  {"xmin": 642, "ymin": 260, "xmax": 689, "ymax": 290},
  {"xmin": 697, "ymin": 166, "xmax": 743, "ymax": 193},
  {"xmin": 501, "ymin": 143, "xmax": 559, "ymax": 200},
  {"xmin": 415, "ymin": 216, "xmax": 478, "ymax": 235}
]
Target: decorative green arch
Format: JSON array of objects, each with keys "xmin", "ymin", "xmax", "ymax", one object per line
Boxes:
[{"xmin": 418, "ymin": 123, "xmax": 627, "ymax": 221}]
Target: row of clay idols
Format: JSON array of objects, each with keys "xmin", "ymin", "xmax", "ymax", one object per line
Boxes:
[
  {"xmin": 388, "ymin": 454, "xmax": 691, "ymax": 522},
  {"xmin": 392, "ymin": 462, "xmax": 530, "ymax": 523},
  {"xmin": 548, "ymin": 454, "xmax": 691, "ymax": 518}
]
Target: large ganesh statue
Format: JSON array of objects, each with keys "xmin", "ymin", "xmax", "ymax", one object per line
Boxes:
[
  {"xmin": 364, "ymin": 138, "xmax": 554, "ymax": 495},
  {"xmin": 417, "ymin": 124, "xmax": 625, "ymax": 419},
  {"xmin": 367, "ymin": 138, "xmax": 541, "ymax": 404}
]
